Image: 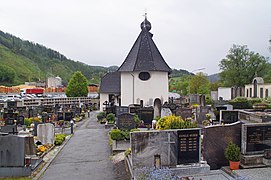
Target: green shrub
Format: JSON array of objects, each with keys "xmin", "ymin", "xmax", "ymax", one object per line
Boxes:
[
  {"xmin": 24, "ymin": 118, "xmax": 32, "ymax": 127},
  {"xmin": 134, "ymin": 114, "xmax": 140, "ymax": 128},
  {"xmin": 156, "ymin": 115, "xmax": 197, "ymax": 130},
  {"xmin": 224, "ymin": 141, "xmax": 240, "ymax": 162},
  {"xmin": 110, "ymin": 129, "xmax": 124, "ymax": 141},
  {"xmin": 97, "ymin": 112, "xmax": 106, "ymax": 120},
  {"xmin": 121, "ymin": 130, "xmax": 130, "ymax": 140},
  {"xmin": 230, "ymin": 97, "xmax": 252, "ymax": 109},
  {"xmin": 55, "ymin": 134, "xmax": 67, "ymax": 146},
  {"xmin": 106, "ymin": 113, "xmax": 115, "ymax": 123}
]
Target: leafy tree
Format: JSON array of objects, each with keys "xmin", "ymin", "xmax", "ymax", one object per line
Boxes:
[
  {"xmin": 0, "ymin": 64, "xmax": 16, "ymax": 84},
  {"xmin": 189, "ymin": 72, "xmax": 210, "ymax": 94},
  {"xmin": 66, "ymin": 71, "xmax": 88, "ymax": 97},
  {"xmin": 219, "ymin": 45, "xmax": 268, "ymax": 87}
]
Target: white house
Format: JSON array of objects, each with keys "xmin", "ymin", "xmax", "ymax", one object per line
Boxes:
[
  {"xmin": 245, "ymin": 77, "xmax": 271, "ymax": 98},
  {"xmin": 47, "ymin": 76, "xmax": 62, "ymax": 88},
  {"xmin": 100, "ymin": 16, "xmax": 171, "ymax": 111}
]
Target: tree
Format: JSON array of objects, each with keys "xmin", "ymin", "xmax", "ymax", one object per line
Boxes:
[
  {"xmin": 66, "ymin": 71, "xmax": 88, "ymax": 97},
  {"xmin": 189, "ymin": 72, "xmax": 210, "ymax": 94},
  {"xmin": 0, "ymin": 64, "xmax": 16, "ymax": 84},
  {"xmin": 219, "ymin": 45, "xmax": 268, "ymax": 87}
]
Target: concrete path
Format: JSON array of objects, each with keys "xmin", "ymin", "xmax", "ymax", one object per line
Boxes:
[{"xmin": 40, "ymin": 112, "xmax": 116, "ymax": 180}]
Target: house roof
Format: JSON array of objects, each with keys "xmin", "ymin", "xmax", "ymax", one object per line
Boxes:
[
  {"xmin": 118, "ymin": 17, "xmax": 171, "ymax": 73},
  {"xmin": 99, "ymin": 71, "xmax": 120, "ymax": 94}
]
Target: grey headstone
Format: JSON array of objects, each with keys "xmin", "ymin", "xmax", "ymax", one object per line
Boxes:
[
  {"xmin": 115, "ymin": 106, "xmax": 129, "ymax": 117},
  {"xmin": 117, "ymin": 113, "xmax": 135, "ymax": 130},
  {"xmin": 175, "ymin": 107, "xmax": 192, "ymax": 119},
  {"xmin": 37, "ymin": 123, "xmax": 55, "ymax": 145},
  {"xmin": 161, "ymin": 108, "xmax": 172, "ymax": 118},
  {"xmin": 0, "ymin": 125, "xmax": 18, "ymax": 134},
  {"xmin": 0, "ymin": 135, "xmax": 25, "ymax": 167},
  {"xmin": 24, "ymin": 136, "xmax": 37, "ymax": 156},
  {"xmin": 220, "ymin": 110, "xmax": 239, "ymax": 124}
]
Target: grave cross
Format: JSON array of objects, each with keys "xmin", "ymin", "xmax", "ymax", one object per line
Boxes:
[{"xmin": 164, "ymin": 133, "xmax": 175, "ymax": 164}]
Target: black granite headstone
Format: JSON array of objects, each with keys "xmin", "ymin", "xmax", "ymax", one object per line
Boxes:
[
  {"xmin": 177, "ymin": 129, "xmax": 200, "ymax": 164},
  {"xmin": 58, "ymin": 112, "xmax": 64, "ymax": 121},
  {"xmin": 246, "ymin": 125, "xmax": 271, "ymax": 153},
  {"xmin": 64, "ymin": 112, "xmax": 73, "ymax": 121},
  {"xmin": 137, "ymin": 107, "xmax": 154, "ymax": 125},
  {"xmin": 221, "ymin": 110, "xmax": 239, "ymax": 124},
  {"xmin": 117, "ymin": 113, "xmax": 135, "ymax": 130},
  {"xmin": 5, "ymin": 117, "xmax": 15, "ymax": 125}
]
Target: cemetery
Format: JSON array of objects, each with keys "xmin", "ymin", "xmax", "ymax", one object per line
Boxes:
[
  {"xmin": 0, "ymin": 9, "xmax": 270, "ymax": 179},
  {"xmin": 0, "ymin": 97, "xmax": 92, "ymax": 177}
]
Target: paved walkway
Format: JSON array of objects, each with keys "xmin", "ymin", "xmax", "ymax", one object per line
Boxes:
[{"xmin": 40, "ymin": 112, "xmax": 116, "ymax": 180}]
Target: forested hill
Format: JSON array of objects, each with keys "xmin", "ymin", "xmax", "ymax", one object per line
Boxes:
[
  {"xmin": 0, "ymin": 30, "xmax": 191, "ymax": 86},
  {"xmin": 0, "ymin": 30, "xmax": 118, "ymax": 86}
]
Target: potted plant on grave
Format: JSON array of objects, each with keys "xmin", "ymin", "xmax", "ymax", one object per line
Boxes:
[{"xmin": 224, "ymin": 141, "xmax": 241, "ymax": 170}]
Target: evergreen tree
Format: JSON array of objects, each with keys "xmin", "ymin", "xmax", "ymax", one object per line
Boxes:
[{"xmin": 66, "ymin": 71, "xmax": 88, "ymax": 97}]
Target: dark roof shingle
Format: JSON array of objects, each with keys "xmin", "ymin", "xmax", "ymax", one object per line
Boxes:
[
  {"xmin": 118, "ymin": 18, "xmax": 171, "ymax": 73},
  {"xmin": 99, "ymin": 71, "xmax": 120, "ymax": 94}
]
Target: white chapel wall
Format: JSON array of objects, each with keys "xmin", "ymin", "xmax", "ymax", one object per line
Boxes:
[{"xmin": 121, "ymin": 71, "xmax": 168, "ymax": 106}]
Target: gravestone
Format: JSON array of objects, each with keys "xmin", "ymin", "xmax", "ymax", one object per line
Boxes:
[
  {"xmin": 37, "ymin": 123, "xmax": 55, "ymax": 145},
  {"xmin": 203, "ymin": 121, "xmax": 242, "ymax": 169},
  {"xmin": 28, "ymin": 109, "xmax": 33, "ymax": 118},
  {"xmin": 129, "ymin": 104, "xmax": 141, "ymax": 114},
  {"xmin": 131, "ymin": 129, "xmax": 201, "ymax": 170},
  {"xmin": 33, "ymin": 122, "xmax": 44, "ymax": 136},
  {"xmin": 7, "ymin": 101, "xmax": 17, "ymax": 109},
  {"xmin": 117, "ymin": 113, "xmax": 135, "ymax": 130},
  {"xmin": 242, "ymin": 123, "xmax": 271, "ymax": 155},
  {"xmin": 0, "ymin": 125, "xmax": 18, "ymax": 134},
  {"xmin": 42, "ymin": 113, "xmax": 48, "ymax": 123},
  {"xmin": 177, "ymin": 129, "xmax": 201, "ymax": 164},
  {"xmin": 0, "ymin": 135, "xmax": 25, "ymax": 167},
  {"xmin": 176, "ymin": 107, "xmax": 192, "ymax": 119},
  {"xmin": 24, "ymin": 136, "xmax": 37, "ymax": 156},
  {"xmin": 161, "ymin": 108, "xmax": 172, "ymax": 118},
  {"xmin": 57, "ymin": 112, "xmax": 64, "ymax": 120},
  {"xmin": 137, "ymin": 107, "xmax": 154, "ymax": 125},
  {"xmin": 16, "ymin": 116, "xmax": 25, "ymax": 125},
  {"xmin": 189, "ymin": 94, "xmax": 200, "ymax": 105},
  {"xmin": 64, "ymin": 112, "xmax": 73, "ymax": 121},
  {"xmin": 241, "ymin": 123, "xmax": 271, "ymax": 168},
  {"xmin": 220, "ymin": 110, "xmax": 239, "ymax": 124},
  {"xmin": 196, "ymin": 106, "xmax": 209, "ymax": 124},
  {"xmin": 5, "ymin": 117, "xmax": 15, "ymax": 125},
  {"xmin": 115, "ymin": 106, "xmax": 129, "ymax": 117}
]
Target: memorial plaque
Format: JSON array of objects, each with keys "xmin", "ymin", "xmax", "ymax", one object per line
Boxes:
[
  {"xmin": 137, "ymin": 107, "xmax": 154, "ymax": 125},
  {"xmin": 58, "ymin": 112, "xmax": 64, "ymax": 121},
  {"xmin": 17, "ymin": 116, "xmax": 25, "ymax": 125},
  {"xmin": 64, "ymin": 112, "xmax": 73, "ymax": 121},
  {"xmin": 177, "ymin": 129, "xmax": 200, "ymax": 164},
  {"xmin": 246, "ymin": 125, "xmax": 271, "ymax": 153},
  {"xmin": 115, "ymin": 106, "xmax": 129, "ymax": 117},
  {"xmin": 221, "ymin": 110, "xmax": 239, "ymax": 124},
  {"xmin": 117, "ymin": 113, "xmax": 135, "ymax": 130},
  {"xmin": 176, "ymin": 107, "xmax": 192, "ymax": 119}
]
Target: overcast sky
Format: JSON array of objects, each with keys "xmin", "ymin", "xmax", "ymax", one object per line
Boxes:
[{"xmin": 0, "ymin": 0, "xmax": 270, "ymax": 75}]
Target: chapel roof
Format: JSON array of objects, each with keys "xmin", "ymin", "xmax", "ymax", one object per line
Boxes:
[
  {"xmin": 99, "ymin": 71, "xmax": 120, "ymax": 94},
  {"xmin": 118, "ymin": 16, "xmax": 171, "ymax": 73}
]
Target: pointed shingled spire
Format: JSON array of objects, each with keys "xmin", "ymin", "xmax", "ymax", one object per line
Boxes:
[{"xmin": 118, "ymin": 16, "xmax": 171, "ymax": 73}]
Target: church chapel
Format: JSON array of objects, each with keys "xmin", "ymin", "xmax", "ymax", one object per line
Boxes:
[{"xmin": 100, "ymin": 16, "xmax": 171, "ymax": 111}]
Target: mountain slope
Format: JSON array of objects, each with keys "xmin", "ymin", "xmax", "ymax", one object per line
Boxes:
[{"xmin": 0, "ymin": 30, "xmax": 118, "ymax": 86}]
